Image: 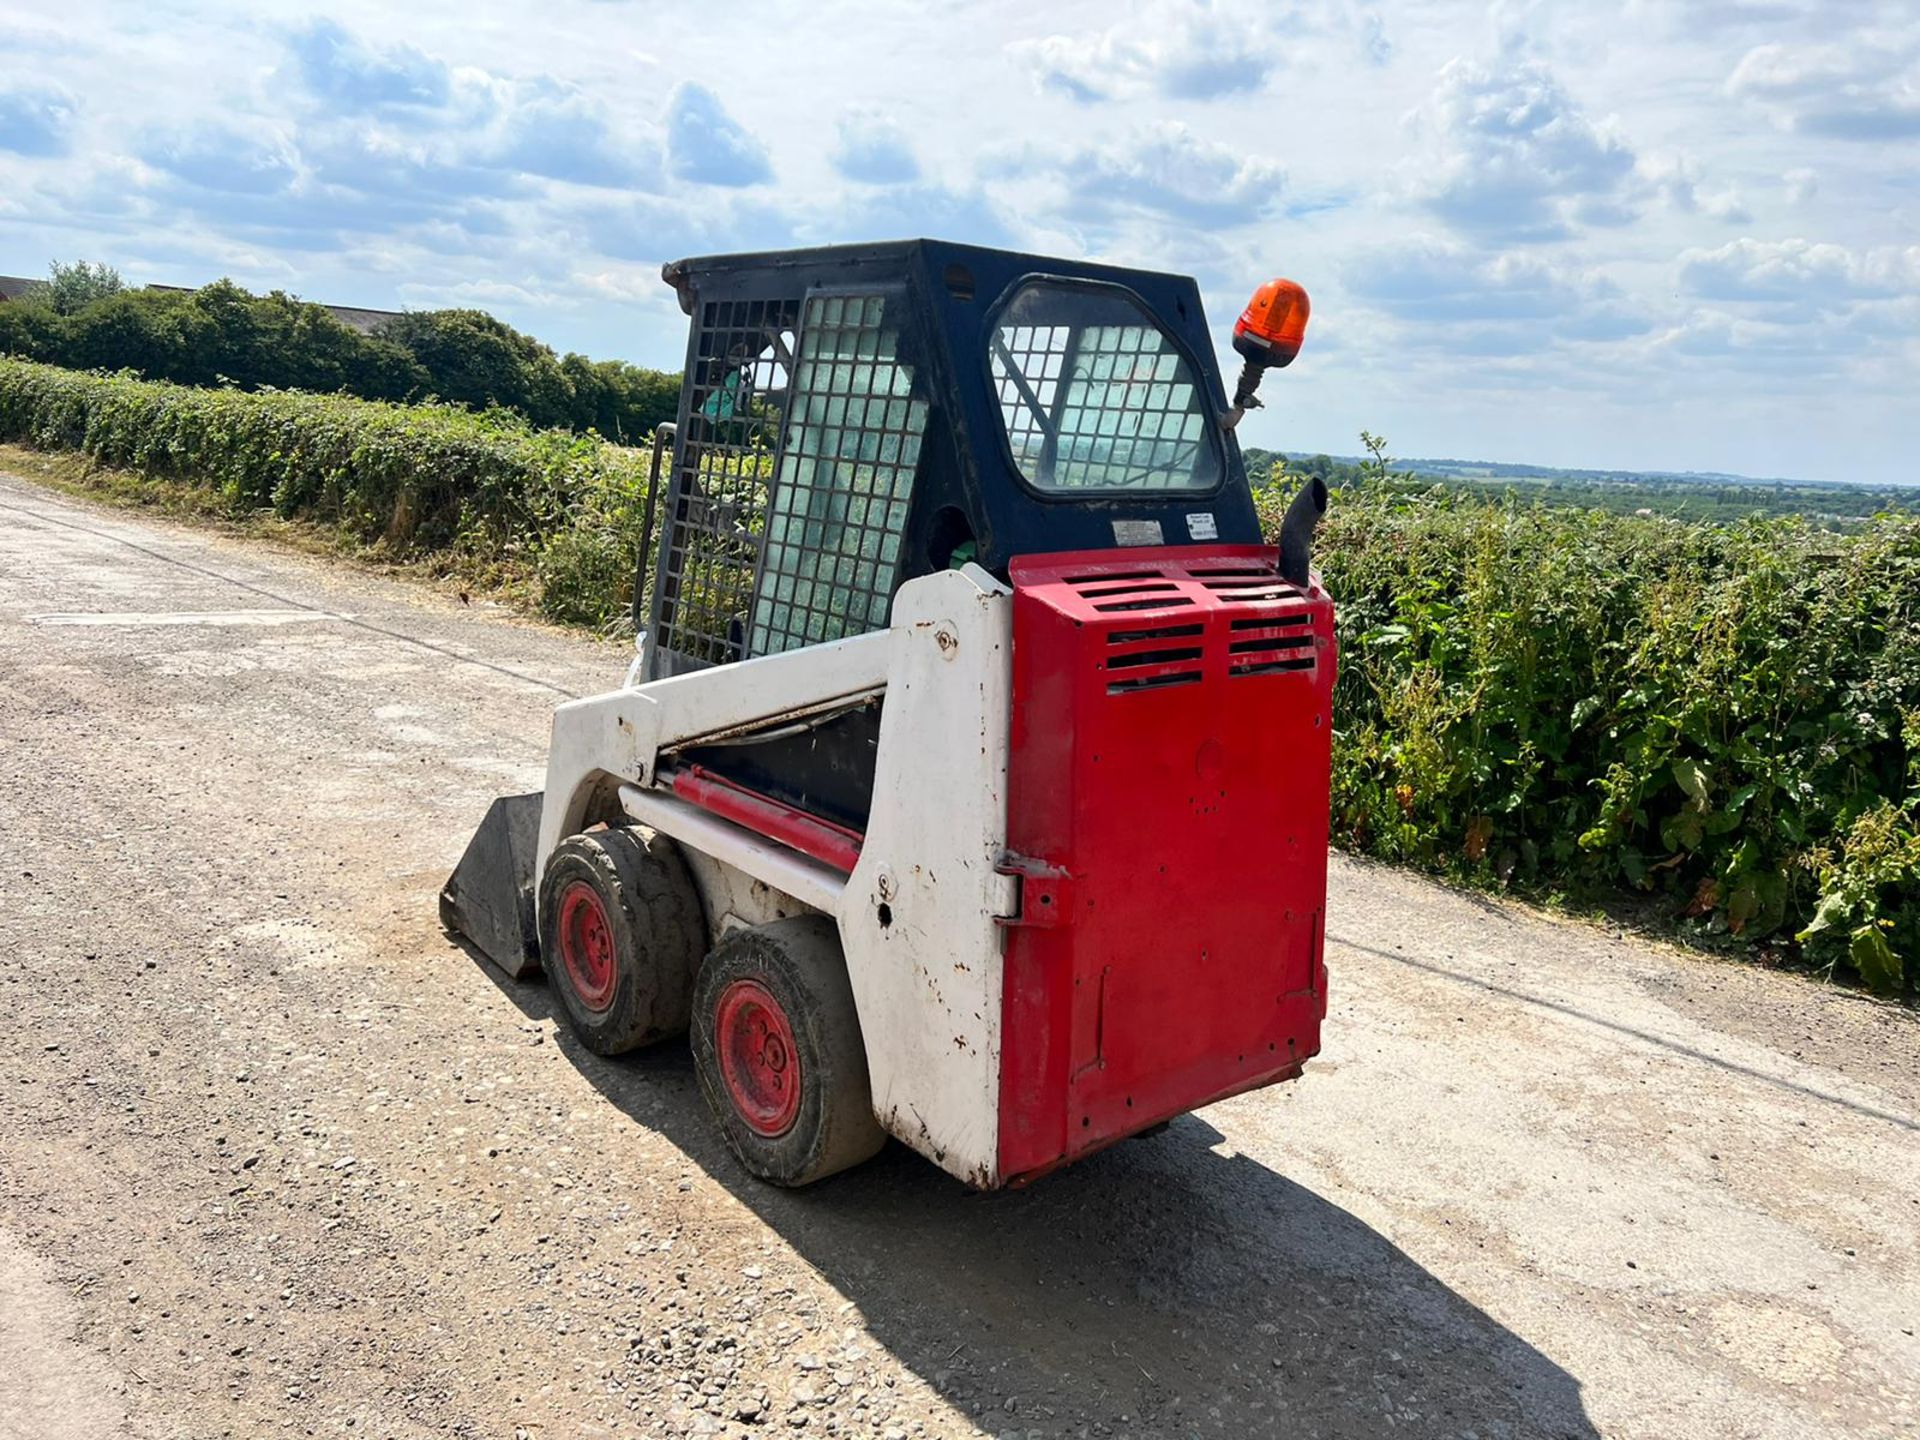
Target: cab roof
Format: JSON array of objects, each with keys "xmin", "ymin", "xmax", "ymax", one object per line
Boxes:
[{"xmin": 661, "ymin": 238, "xmax": 1205, "ymax": 315}]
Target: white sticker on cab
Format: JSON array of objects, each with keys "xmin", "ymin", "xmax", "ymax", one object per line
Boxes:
[{"xmin": 1186, "ymin": 512, "xmax": 1219, "ymax": 540}]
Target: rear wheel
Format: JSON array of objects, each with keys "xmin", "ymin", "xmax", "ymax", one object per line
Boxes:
[
  {"xmin": 692, "ymin": 917, "xmax": 886, "ymax": 1186},
  {"xmin": 538, "ymin": 828, "xmax": 703, "ymax": 1055}
]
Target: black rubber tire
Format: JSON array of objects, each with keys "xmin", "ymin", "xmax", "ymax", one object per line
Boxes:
[
  {"xmin": 538, "ymin": 828, "xmax": 704, "ymax": 1056},
  {"xmin": 692, "ymin": 916, "xmax": 887, "ymax": 1187}
]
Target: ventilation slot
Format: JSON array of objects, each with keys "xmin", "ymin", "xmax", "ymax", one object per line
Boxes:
[
  {"xmin": 1108, "ymin": 670, "xmax": 1203, "ymax": 696},
  {"xmin": 1064, "ymin": 569, "xmax": 1159, "ymax": 585},
  {"xmin": 1093, "ymin": 594, "xmax": 1197, "ymax": 613},
  {"xmin": 1078, "ymin": 580, "xmax": 1179, "ymax": 599},
  {"xmin": 1108, "ymin": 623, "xmax": 1204, "ymax": 645},
  {"xmin": 1230, "ymin": 614, "xmax": 1311, "ymax": 633},
  {"xmin": 1229, "ymin": 632, "xmax": 1315, "ymax": 677},
  {"xmin": 1203, "ymin": 578, "xmax": 1299, "ymax": 601},
  {"xmin": 1107, "ymin": 645, "xmax": 1203, "ymax": 672},
  {"xmin": 1104, "ymin": 626, "xmax": 1204, "ymax": 694},
  {"xmin": 1229, "ymin": 636, "xmax": 1311, "ymax": 656}
]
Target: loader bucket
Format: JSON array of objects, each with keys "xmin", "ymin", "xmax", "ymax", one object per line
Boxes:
[{"xmin": 439, "ymin": 792, "xmax": 544, "ymax": 980}]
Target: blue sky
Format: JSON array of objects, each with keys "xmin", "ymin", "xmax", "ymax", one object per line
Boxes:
[{"xmin": 0, "ymin": 0, "xmax": 1915, "ymax": 482}]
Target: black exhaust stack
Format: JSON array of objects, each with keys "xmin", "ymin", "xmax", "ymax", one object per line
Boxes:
[{"xmin": 1278, "ymin": 477, "xmax": 1328, "ymax": 588}]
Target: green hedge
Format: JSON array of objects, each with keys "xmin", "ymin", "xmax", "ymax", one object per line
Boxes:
[
  {"xmin": 1259, "ymin": 482, "xmax": 1920, "ymax": 993},
  {"xmin": 5, "ymin": 353, "xmax": 1912, "ymax": 992},
  {"xmin": 0, "ymin": 357, "xmax": 657, "ymax": 629},
  {"xmin": 0, "ymin": 278, "xmax": 680, "ymax": 443}
]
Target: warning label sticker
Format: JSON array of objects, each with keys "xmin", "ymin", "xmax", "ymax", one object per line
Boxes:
[{"xmin": 1111, "ymin": 519, "xmax": 1164, "ymax": 546}]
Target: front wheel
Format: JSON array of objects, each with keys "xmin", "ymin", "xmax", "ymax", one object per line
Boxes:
[
  {"xmin": 538, "ymin": 828, "xmax": 703, "ymax": 1055},
  {"xmin": 692, "ymin": 917, "xmax": 886, "ymax": 1186}
]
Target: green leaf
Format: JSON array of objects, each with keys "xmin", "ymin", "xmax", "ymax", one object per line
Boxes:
[
  {"xmin": 1849, "ymin": 925, "xmax": 1903, "ymax": 994},
  {"xmin": 1661, "ymin": 809, "xmax": 1705, "ymax": 852},
  {"xmin": 1797, "ymin": 889, "xmax": 1852, "ymax": 940},
  {"xmin": 1671, "ymin": 757, "xmax": 1711, "ymax": 806}
]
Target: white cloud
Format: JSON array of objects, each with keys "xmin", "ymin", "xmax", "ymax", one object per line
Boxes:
[
  {"xmin": 1643, "ymin": 302, "xmax": 1910, "ymax": 381},
  {"xmin": 139, "ymin": 123, "xmax": 299, "ymax": 198},
  {"xmin": 1007, "ymin": 0, "xmax": 1292, "ymax": 103},
  {"xmin": 284, "ymin": 19, "xmax": 453, "ymax": 112},
  {"xmin": 1727, "ymin": 36, "xmax": 1920, "ymax": 139},
  {"xmin": 831, "ymin": 109, "xmax": 919, "ymax": 185},
  {"xmin": 1638, "ymin": 153, "xmax": 1751, "ymax": 224},
  {"xmin": 664, "ymin": 83, "xmax": 772, "ymax": 187},
  {"xmin": 0, "ymin": 86, "xmax": 77, "ymax": 157},
  {"xmin": 484, "ymin": 82, "xmax": 660, "ymax": 190},
  {"xmin": 1410, "ymin": 57, "xmax": 1640, "ymax": 241},
  {"xmin": 1679, "ymin": 237, "xmax": 1920, "ymax": 306},
  {"xmin": 996, "ymin": 123, "xmax": 1285, "ymax": 229},
  {"xmin": 1345, "ymin": 236, "xmax": 1649, "ymax": 356}
]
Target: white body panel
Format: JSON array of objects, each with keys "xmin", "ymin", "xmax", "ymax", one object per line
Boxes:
[
  {"xmin": 675, "ymin": 846, "xmax": 824, "ymax": 937},
  {"xmin": 837, "ymin": 567, "xmax": 1015, "ymax": 1186},
  {"xmin": 535, "ymin": 568, "xmax": 1012, "ymax": 1186},
  {"xmin": 535, "ymin": 627, "xmax": 889, "ymax": 894}
]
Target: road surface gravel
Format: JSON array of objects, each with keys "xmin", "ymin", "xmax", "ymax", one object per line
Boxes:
[{"xmin": 1, "ymin": 470, "xmax": 1915, "ymax": 1440}]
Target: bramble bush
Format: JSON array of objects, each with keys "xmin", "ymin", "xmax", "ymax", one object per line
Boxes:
[
  {"xmin": 1257, "ymin": 470, "xmax": 1920, "ymax": 994},
  {"xmin": 0, "ymin": 356, "xmax": 659, "ymax": 631}
]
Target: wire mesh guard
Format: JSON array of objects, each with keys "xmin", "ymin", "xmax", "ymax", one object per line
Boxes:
[
  {"xmin": 747, "ymin": 293, "xmax": 929, "ymax": 656},
  {"xmin": 654, "ymin": 297, "xmax": 796, "ymax": 665},
  {"xmin": 990, "ymin": 284, "xmax": 1220, "ymax": 494}
]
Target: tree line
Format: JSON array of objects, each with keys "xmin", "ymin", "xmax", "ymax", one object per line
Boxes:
[{"xmin": 0, "ymin": 260, "xmax": 678, "ymax": 445}]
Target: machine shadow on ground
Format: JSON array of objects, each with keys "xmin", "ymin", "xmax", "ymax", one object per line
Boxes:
[{"xmin": 466, "ymin": 951, "xmax": 1599, "ymax": 1440}]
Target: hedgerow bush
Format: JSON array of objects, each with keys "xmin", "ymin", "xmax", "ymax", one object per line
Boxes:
[
  {"xmin": 6, "ymin": 354, "xmax": 1912, "ymax": 992},
  {"xmin": 0, "ymin": 356, "xmax": 657, "ymax": 629},
  {"xmin": 0, "ymin": 273, "xmax": 679, "ymax": 443},
  {"xmin": 1258, "ymin": 477, "xmax": 1920, "ymax": 993}
]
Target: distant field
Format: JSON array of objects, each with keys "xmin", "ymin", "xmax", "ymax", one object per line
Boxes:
[
  {"xmin": 1395, "ymin": 471, "xmax": 1920, "ymax": 525},
  {"xmin": 1246, "ymin": 447, "xmax": 1920, "ymax": 526}
]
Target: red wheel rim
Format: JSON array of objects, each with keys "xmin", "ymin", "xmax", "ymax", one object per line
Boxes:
[
  {"xmin": 556, "ymin": 881, "xmax": 618, "ymax": 1012},
  {"xmin": 715, "ymin": 979, "xmax": 802, "ymax": 1137}
]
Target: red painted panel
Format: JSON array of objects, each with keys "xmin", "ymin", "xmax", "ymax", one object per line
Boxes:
[
  {"xmin": 997, "ymin": 545, "xmax": 1336, "ymax": 1183},
  {"xmin": 667, "ymin": 765, "xmax": 865, "ymax": 874}
]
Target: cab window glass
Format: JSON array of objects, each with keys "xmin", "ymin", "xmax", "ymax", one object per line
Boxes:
[{"xmin": 989, "ymin": 282, "xmax": 1222, "ymax": 494}]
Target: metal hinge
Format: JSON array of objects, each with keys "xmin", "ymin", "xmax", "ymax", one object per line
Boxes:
[{"xmin": 993, "ymin": 850, "xmax": 1073, "ymax": 930}]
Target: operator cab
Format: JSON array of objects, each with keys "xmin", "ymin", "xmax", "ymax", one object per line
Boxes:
[{"xmin": 643, "ymin": 239, "xmax": 1269, "ymax": 681}]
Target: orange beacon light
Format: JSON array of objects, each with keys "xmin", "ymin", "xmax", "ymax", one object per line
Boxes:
[{"xmin": 1225, "ymin": 278, "xmax": 1310, "ymax": 426}]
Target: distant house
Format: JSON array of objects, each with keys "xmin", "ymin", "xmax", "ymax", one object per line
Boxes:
[
  {"xmin": 0, "ymin": 275, "xmax": 401, "ymax": 335},
  {"xmin": 143, "ymin": 284, "xmax": 402, "ymax": 335}
]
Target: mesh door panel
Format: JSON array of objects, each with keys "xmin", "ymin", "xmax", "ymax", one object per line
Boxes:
[
  {"xmin": 748, "ymin": 292, "xmax": 928, "ymax": 655},
  {"xmin": 654, "ymin": 296, "xmax": 797, "ymax": 665}
]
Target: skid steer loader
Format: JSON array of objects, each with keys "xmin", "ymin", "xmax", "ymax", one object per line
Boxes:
[{"xmin": 442, "ymin": 239, "xmax": 1333, "ymax": 1189}]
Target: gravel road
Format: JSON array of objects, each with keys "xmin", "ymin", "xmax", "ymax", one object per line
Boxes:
[{"xmin": 2, "ymin": 470, "xmax": 1916, "ymax": 1440}]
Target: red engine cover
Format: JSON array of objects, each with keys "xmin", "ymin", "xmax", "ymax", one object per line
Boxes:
[{"xmin": 998, "ymin": 545, "xmax": 1336, "ymax": 1183}]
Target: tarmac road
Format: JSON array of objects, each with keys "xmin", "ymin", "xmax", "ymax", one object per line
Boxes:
[{"xmin": 1, "ymin": 468, "xmax": 1916, "ymax": 1440}]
